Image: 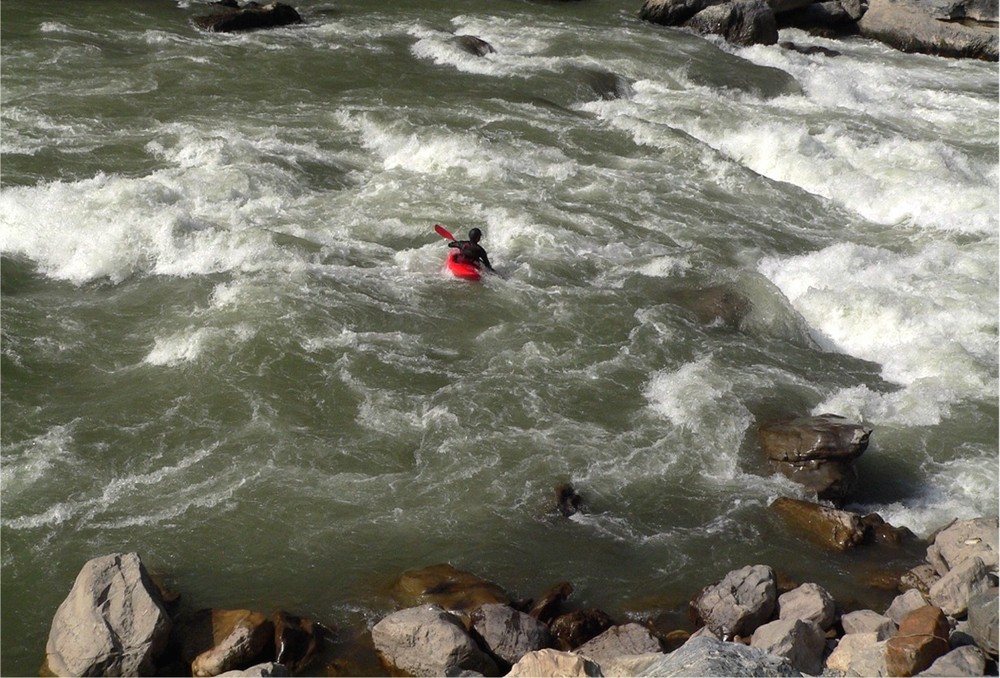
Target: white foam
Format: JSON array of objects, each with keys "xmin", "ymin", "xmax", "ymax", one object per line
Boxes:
[{"xmin": 144, "ymin": 324, "xmax": 255, "ymax": 366}]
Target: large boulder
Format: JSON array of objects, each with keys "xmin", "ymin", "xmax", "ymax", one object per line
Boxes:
[
  {"xmin": 633, "ymin": 635, "xmax": 802, "ymax": 676},
  {"xmin": 966, "ymin": 587, "xmax": 999, "ymax": 658},
  {"xmin": 858, "ymin": 0, "xmax": 998, "ymax": 59},
  {"xmin": 684, "ymin": 0, "xmax": 780, "ymax": 45},
  {"xmin": 758, "ymin": 414, "xmax": 870, "ymax": 504},
  {"xmin": 390, "ymin": 563, "xmax": 512, "ymax": 614},
  {"xmin": 777, "ymin": 582, "xmax": 836, "ymax": 630},
  {"xmin": 470, "ymin": 604, "xmax": 551, "ymax": 667},
  {"xmin": 43, "ymin": 553, "xmax": 172, "ymax": 677},
  {"xmin": 370, "ymin": 604, "xmax": 498, "ymax": 677},
  {"xmin": 750, "ymin": 618, "xmax": 825, "ymax": 675},
  {"xmin": 926, "ymin": 517, "xmax": 999, "ymax": 576},
  {"xmin": 928, "ymin": 556, "xmax": 994, "ymax": 617},
  {"xmin": 574, "ymin": 623, "xmax": 663, "ymax": 666},
  {"xmin": 194, "ymin": 2, "xmax": 303, "ymax": 33},
  {"xmin": 769, "ymin": 497, "xmax": 867, "ymax": 551},
  {"xmin": 549, "ymin": 608, "xmax": 616, "ymax": 650},
  {"xmin": 692, "ymin": 564, "xmax": 778, "ymax": 638},
  {"xmin": 917, "ymin": 645, "xmax": 987, "ymax": 676},
  {"xmin": 841, "ymin": 609, "xmax": 897, "ymax": 640},
  {"xmin": 884, "ymin": 605, "xmax": 951, "ymax": 677},
  {"xmin": 825, "ymin": 633, "xmax": 887, "ymax": 675}
]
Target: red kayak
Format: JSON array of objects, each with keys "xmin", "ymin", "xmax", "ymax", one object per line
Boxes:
[{"xmin": 446, "ymin": 250, "xmax": 482, "ymax": 281}]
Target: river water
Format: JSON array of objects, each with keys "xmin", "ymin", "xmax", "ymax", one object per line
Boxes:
[{"xmin": 1, "ymin": 0, "xmax": 997, "ymax": 674}]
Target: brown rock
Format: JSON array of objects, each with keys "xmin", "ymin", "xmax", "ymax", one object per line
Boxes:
[
  {"xmin": 884, "ymin": 606, "xmax": 950, "ymax": 677},
  {"xmin": 770, "ymin": 496, "xmax": 867, "ymax": 551},
  {"xmin": 390, "ymin": 563, "xmax": 511, "ymax": 614},
  {"xmin": 528, "ymin": 581, "xmax": 574, "ymax": 623},
  {"xmin": 273, "ymin": 611, "xmax": 326, "ymax": 674},
  {"xmin": 549, "ymin": 609, "xmax": 616, "ymax": 650},
  {"xmin": 175, "ymin": 609, "xmax": 275, "ymax": 677}
]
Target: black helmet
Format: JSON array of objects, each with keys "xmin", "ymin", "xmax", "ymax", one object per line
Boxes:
[{"xmin": 469, "ymin": 228, "xmax": 482, "ymax": 242}]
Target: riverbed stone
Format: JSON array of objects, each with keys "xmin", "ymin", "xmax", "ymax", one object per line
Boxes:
[
  {"xmin": 692, "ymin": 564, "xmax": 777, "ymax": 638},
  {"xmin": 371, "ymin": 604, "xmax": 499, "ymax": 677},
  {"xmin": 470, "ymin": 604, "xmax": 550, "ymax": 667},
  {"xmin": 634, "ymin": 635, "xmax": 802, "ymax": 676},
  {"xmin": 770, "ymin": 497, "xmax": 867, "ymax": 551},
  {"xmin": 928, "ymin": 556, "xmax": 993, "ymax": 617},
  {"xmin": 778, "ymin": 582, "xmax": 836, "ymax": 630},
  {"xmin": 884, "ymin": 605, "xmax": 951, "ymax": 677},
  {"xmin": 574, "ymin": 623, "xmax": 663, "ymax": 666},
  {"xmin": 505, "ymin": 648, "xmax": 601, "ymax": 677},
  {"xmin": 750, "ymin": 617, "xmax": 825, "ymax": 675},
  {"xmin": 43, "ymin": 552, "xmax": 172, "ymax": 678},
  {"xmin": 390, "ymin": 563, "xmax": 512, "ymax": 614},
  {"xmin": 841, "ymin": 609, "xmax": 897, "ymax": 640},
  {"xmin": 528, "ymin": 581, "xmax": 574, "ymax": 623},
  {"xmin": 916, "ymin": 645, "xmax": 987, "ymax": 676}
]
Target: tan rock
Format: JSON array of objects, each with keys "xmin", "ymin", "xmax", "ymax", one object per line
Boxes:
[
  {"xmin": 505, "ymin": 648, "xmax": 602, "ymax": 677},
  {"xmin": 391, "ymin": 563, "xmax": 511, "ymax": 613},
  {"xmin": 770, "ymin": 496, "xmax": 866, "ymax": 551}
]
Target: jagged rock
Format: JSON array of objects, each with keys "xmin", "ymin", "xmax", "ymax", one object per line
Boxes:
[
  {"xmin": 825, "ymin": 633, "xmax": 887, "ymax": 675},
  {"xmin": 216, "ymin": 663, "xmax": 290, "ymax": 677},
  {"xmin": 641, "ymin": 0, "xmax": 721, "ymax": 27},
  {"xmin": 884, "ymin": 605, "xmax": 951, "ymax": 677},
  {"xmin": 841, "ymin": 609, "xmax": 897, "ymax": 640},
  {"xmin": 43, "ymin": 553, "xmax": 172, "ymax": 677},
  {"xmin": 453, "ymin": 35, "xmax": 495, "ymax": 57},
  {"xmin": 633, "ymin": 635, "xmax": 802, "ymax": 676},
  {"xmin": 858, "ymin": 0, "xmax": 998, "ymax": 59},
  {"xmin": 966, "ymin": 587, "xmax": 998, "ymax": 657},
  {"xmin": 174, "ymin": 609, "xmax": 275, "ymax": 678},
  {"xmin": 770, "ymin": 497, "xmax": 867, "ymax": 551},
  {"xmin": 926, "ymin": 517, "xmax": 999, "ymax": 576},
  {"xmin": 574, "ymin": 623, "xmax": 663, "ymax": 666},
  {"xmin": 371, "ymin": 605, "xmax": 498, "ymax": 677},
  {"xmin": 528, "ymin": 581, "xmax": 574, "ymax": 623},
  {"xmin": 506, "ymin": 648, "xmax": 601, "ymax": 677},
  {"xmin": 599, "ymin": 652, "xmax": 667, "ymax": 677},
  {"xmin": 916, "ymin": 645, "xmax": 987, "ymax": 676},
  {"xmin": 684, "ymin": 0, "xmax": 780, "ymax": 45},
  {"xmin": 758, "ymin": 414, "xmax": 870, "ymax": 504},
  {"xmin": 692, "ymin": 564, "xmax": 777, "ymax": 638},
  {"xmin": 194, "ymin": 2, "xmax": 303, "ymax": 33},
  {"xmin": 900, "ymin": 563, "xmax": 942, "ymax": 595},
  {"xmin": 550, "ymin": 608, "xmax": 616, "ymax": 650},
  {"xmin": 750, "ymin": 618, "xmax": 825, "ymax": 675},
  {"xmin": 777, "ymin": 582, "xmax": 836, "ymax": 630},
  {"xmin": 470, "ymin": 604, "xmax": 550, "ymax": 667},
  {"xmin": 390, "ymin": 563, "xmax": 511, "ymax": 614},
  {"xmin": 273, "ymin": 611, "xmax": 325, "ymax": 674},
  {"xmin": 886, "ymin": 589, "xmax": 930, "ymax": 626},
  {"xmin": 928, "ymin": 556, "xmax": 994, "ymax": 617}
]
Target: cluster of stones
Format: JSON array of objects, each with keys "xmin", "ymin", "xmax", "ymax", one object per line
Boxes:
[{"xmin": 43, "ymin": 515, "xmax": 996, "ymax": 677}]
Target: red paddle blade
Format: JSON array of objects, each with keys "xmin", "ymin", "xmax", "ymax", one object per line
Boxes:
[{"xmin": 434, "ymin": 224, "xmax": 455, "ymax": 241}]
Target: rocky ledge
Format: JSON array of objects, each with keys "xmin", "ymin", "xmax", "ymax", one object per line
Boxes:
[{"xmin": 41, "ymin": 515, "xmax": 997, "ymax": 677}]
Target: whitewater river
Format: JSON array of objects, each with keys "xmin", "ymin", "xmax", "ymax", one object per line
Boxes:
[{"xmin": 1, "ymin": 0, "xmax": 997, "ymax": 674}]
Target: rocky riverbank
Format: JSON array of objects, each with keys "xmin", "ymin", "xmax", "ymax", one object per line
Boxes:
[{"xmin": 41, "ymin": 513, "xmax": 997, "ymax": 677}]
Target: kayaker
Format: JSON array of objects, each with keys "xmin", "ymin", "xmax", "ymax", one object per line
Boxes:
[{"xmin": 448, "ymin": 228, "xmax": 495, "ymax": 273}]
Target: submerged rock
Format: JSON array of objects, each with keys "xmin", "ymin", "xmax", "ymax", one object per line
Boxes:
[
  {"xmin": 390, "ymin": 563, "xmax": 512, "ymax": 613},
  {"xmin": 195, "ymin": 2, "xmax": 303, "ymax": 33},
  {"xmin": 770, "ymin": 497, "xmax": 867, "ymax": 551}
]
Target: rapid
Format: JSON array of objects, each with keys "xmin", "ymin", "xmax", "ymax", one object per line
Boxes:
[{"xmin": 1, "ymin": 0, "xmax": 997, "ymax": 674}]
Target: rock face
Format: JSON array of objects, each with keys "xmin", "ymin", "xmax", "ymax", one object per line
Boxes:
[
  {"xmin": 195, "ymin": 2, "xmax": 303, "ymax": 33},
  {"xmin": 966, "ymin": 587, "xmax": 999, "ymax": 658},
  {"xmin": 858, "ymin": 0, "xmax": 998, "ymax": 59},
  {"xmin": 692, "ymin": 564, "xmax": 777, "ymax": 637},
  {"xmin": 371, "ymin": 604, "xmax": 499, "ymax": 676},
  {"xmin": 43, "ymin": 552, "xmax": 172, "ymax": 677},
  {"xmin": 470, "ymin": 603, "xmax": 551, "ymax": 667},
  {"xmin": 777, "ymin": 582, "xmax": 836, "ymax": 630},
  {"xmin": 750, "ymin": 618, "xmax": 825, "ymax": 675},
  {"xmin": 926, "ymin": 516, "xmax": 999, "ymax": 576},
  {"xmin": 758, "ymin": 414, "xmax": 870, "ymax": 504},
  {"xmin": 634, "ymin": 635, "xmax": 802, "ymax": 676},
  {"xmin": 506, "ymin": 648, "xmax": 602, "ymax": 677}
]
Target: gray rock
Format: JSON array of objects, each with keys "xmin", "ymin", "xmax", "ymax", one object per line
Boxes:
[
  {"xmin": 751, "ymin": 618, "xmax": 826, "ymax": 675},
  {"xmin": 371, "ymin": 605, "xmax": 498, "ymax": 677},
  {"xmin": 825, "ymin": 633, "xmax": 887, "ymax": 676},
  {"xmin": 927, "ymin": 517, "xmax": 999, "ymax": 576},
  {"xmin": 44, "ymin": 553, "xmax": 172, "ymax": 677},
  {"xmin": 929, "ymin": 556, "xmax": 994, "ymax": 617},
  {"xmin": 575, "ymin": 623, "xmax": 663, "ymax": 666},
  {"xmin": 916, "ymin": 645, "xmax": 987, "ymax": 676},
  {"xmin": 693, "ymin": 565, "xmax": 778, "ymax": 638},
  {"xmin": 635, "ymin": 636, "xmax": 802, "ymax": 676},
  {"xmin": 599, "ymin": 652, "xmax": 667, "ymax": 677},
  {"xmin": 778, "ymin": 583, "xmax": 837, "ymax": 630},
  {"xmin": 885, "ymin": 589, "xmax": 929, "ymax": 626},
  {"xmin": 684, "ymin": 0, "xmax": 780, "ymax": 45},
  {"xmin": 840, "ymin": 610, "xmax": 897, "ymax": 641},
  {"xmin": 900, "ymin": 563, "xmax": 942, "ymax": 595},
  {"xmin": 641, "ymin": 0, "xmax": 724, "ymax": 27},
  {"xmin": 217, "ymin": 663, "xmax": 291, "ymax": 677},
  {"xmin": 858, "ymin": 0, "xmax": 998, "ymax": 59},
  {"xmin": 966, "ymin": 587, "xmax": 998, "ymax": 657},
  {"xmin": 470, "ymin": 604, "xmax": 550, "ymax": 667}
]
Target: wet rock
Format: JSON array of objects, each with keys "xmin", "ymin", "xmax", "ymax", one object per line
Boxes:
[
  {"xmin": 675, "ymin": 285, "xmax": 753, "ymax": 329},
  {"xmin": 916, "ymin": 645, "xmax": 987, "ymax": 676},
  {"xmin": 928, "ymin": 556, "xmax": 994, "ymax": 617},
  {"xmin": 779, "ymin": 40, "xmax": 843, "ymax": 55},
  {"xmin": 884, "ymin": 605, "xmax": 951, "ymax": 677},
  {"xmin": 825, "ymin": 632, "xmax": 887, "ymax": 675},
  {"xmin": 43, "ymin": 553, "xmax": 172, "ymax": 678},
  {"xmin": 174, "ymin": 609, "xmax": 276, "ymax": 678},
  {"xmin": 641, "ymin": 0, "xmax": 720, "ymax": 27},
  {"xmin": 216, "ymin": 663, "xmax": 290, "ymax": 677},
  {"xmin": 470, "ymin": 603, "xmax": 550, "ymax": 668},
  {"xmin": 371, "ymin": 604, "xmax": 498, "ymax": 677},
  {"xmin": 549, "ymin": 608, "xmax": 616, "ymax": 650},
  {"xmin": 841, "ymin": 609, "xmax": 897, "ymax": 640},
  {"xmin": 966, "ymin": 587, "xmax": 998, "ymax": 658},
  {"xmin": 195, "ymin": 2, "xmax": 303, "ymax": 33},
  {"xmin": 527, "ymin": 581, "xmax": 574, "ymax": 623},
  {"xmin": 554, "ymin": 483, "xmax": 583, "ymax": 517},
  {"xmin": 758, "ymin": 414, "xmax": 871, "ymax": 504},
  {"xmin": 390, "ymin": 563, "xmax": 512, "ymax": 614},
  {"xmin": 634, "ymin": 635, "xmax": 802, "ymax": 676},
  {"xmin": 453, "ymin": 35, "xmax": 495, "ymax": 57},
  {"xmin": 691, "ymin": 564, "xmax": 777, "ymax": 638},
  {"xmin": 770, "ymin": 496, "xmax": 867, "ymax": 551},
  {"xmin": 886, "ymin": 589, "xmax": 930, "ymax": 626},
  {"xmin": 750, "ymin": 618, "xmax": 825, "ymax": 675},
  {"xmin": 684, "ymin": 0, "xmax": 780, "ymax": 44},
  {"xmin": 926, "ymin": 516, "xmax": 999, "ymax": 577},
  {"xmin": 858, "ymin": 0, "xmax": 998, "ymax": 59},
  {"xmin": 578, "ymin": 68, "xmax": 635, "ymax": 100},
  {"xmin": 777, "ymin": 582, "xmax": 836, "ymax": 630},
  {"xmin": 900, "ymin": 563, "xmax": 942, "ymax": 595},
  {"xmin": 574, "ymin": 623, "xmax": 663, "ymax": 666},
  {"xmin": 861, "ymin": 512, "xmax": 919, "ymax": 546},
  {"xmin": 273, "ymin": 611, "xmax": 325, "ymax": 674},
  {"xmin": 505, "ymin": 648, "xmax": 601, "ymax": 677}
]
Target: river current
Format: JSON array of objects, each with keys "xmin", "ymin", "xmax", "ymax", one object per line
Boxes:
[{"xmin": 1, "ymin": 0, "xmax": 997, "ymax": 674}]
